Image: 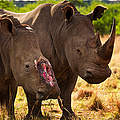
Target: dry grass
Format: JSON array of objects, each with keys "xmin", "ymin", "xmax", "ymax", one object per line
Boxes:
[
  {"xmin": 73, "ymin": 89, "xmax": 93, "ymax": 100},
  {"xmin": 88, "ymin": 95, "xmax": 105, "ymax": 111},
  {"xmin": 1, "ymin": 36, "xmax": 120, "ymax": 120}
]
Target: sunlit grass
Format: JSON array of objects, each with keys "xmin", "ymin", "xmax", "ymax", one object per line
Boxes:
[
  {"xmin": 14, "ymin": 87, "xmax": 62, "ymax": 120},
  {"xmin": 14, "ymin": 87, "xmax": 28, "ymax": 119}
]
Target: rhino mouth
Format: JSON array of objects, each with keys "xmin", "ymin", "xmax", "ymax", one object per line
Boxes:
[
  {"xmin": 36, "ymin": 92, "xmax": 46, "ymax": 100},
  {"xmin": 84, "ymin": 77, "xmax": 107, "ymax": 84},
  {"xmin": 82, "ymin": 67, "xmax": 111, "ymax": 84}
]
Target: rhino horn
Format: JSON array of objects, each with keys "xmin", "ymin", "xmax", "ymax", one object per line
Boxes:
[{"xmin": 97, "ymin": 18, "xmax": 116, "ymax": 63}]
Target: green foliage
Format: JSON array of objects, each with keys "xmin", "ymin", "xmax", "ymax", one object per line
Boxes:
[
  {"xmin": 69, "ymin": 0, "xmax": 87, "ymax": 6},
  {"xmin": 0, "ymin": 0, "xmax": 120, "ymax": 35},
  {"xmin": 77, "ymin": 1, "xmax": 120, "ymax": 35},
  {"xmin": 0, "ymin": 0, "xmax": 17, "ymax": 11},
  {"xmin": 17, "ymin": 0, "xmax": 63, "ymax": 13},
  {"xmin": 94, "ymin": 5, "xmax": 120, "ymax": 35}
]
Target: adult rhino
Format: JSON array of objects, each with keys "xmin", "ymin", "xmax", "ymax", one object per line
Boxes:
[
  {"xmin": 0, "ymin": 1, "xmax": 116, "ymax": 119},
  {"xmin": 0, "ymin": 15, "xmax": 60, "ymax": 119}
]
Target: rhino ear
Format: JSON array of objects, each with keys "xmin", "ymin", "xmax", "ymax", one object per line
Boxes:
[
  {"xmin": 62, "ymin": 5, "xmax": 74, "ymax": 22},
  {"xmin": 0, "ymin": 18, "xmax": 15, "ymax": 34},
  {"xmin": 87, "ymin": 6, "xmax": 107, "ymax": 21}
]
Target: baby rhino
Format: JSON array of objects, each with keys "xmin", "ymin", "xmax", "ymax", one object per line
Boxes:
[{"xmin": 0, "ymin": 15, "xmax": 60, "ymax": 119}]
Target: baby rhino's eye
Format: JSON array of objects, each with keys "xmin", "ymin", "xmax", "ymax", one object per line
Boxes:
[
  {"xmin": 24, "ymin": 62, "xmax": 33, "ymax": 72},
  {"xmin": 25, "ymin": 62, "xmax": 31, "ymax": 70},
  {"xmin": 76, "ymin": 48, "xmax": 82, "ymax": 56},
  {"xmin": 76, "ymin": 49, "xmax": 80, "ymax": 53},
  {"xmin": 25, "ymin": 64, "xmax": 30, "ymax": 68},
  {"xmin": 25, "ymin": 63, "xmax": 30, "ymax": 72}
]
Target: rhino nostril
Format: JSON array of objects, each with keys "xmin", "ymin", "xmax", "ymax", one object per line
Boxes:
[
  {"xmin": 36, "ymin": 91, "xmax": 45, "ymax": 100},
  {"xmin": 84, "ymin": 71, "xmax": 93, "ymax": 79}
]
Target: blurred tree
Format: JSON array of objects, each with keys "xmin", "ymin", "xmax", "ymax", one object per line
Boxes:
[
  {"xmin": 69, "ymin": 0, "xmax": 88, "ymax": 6},
  {"xmin": 0, "ymin": 0, "xmax": 16, "ymax": 10}
]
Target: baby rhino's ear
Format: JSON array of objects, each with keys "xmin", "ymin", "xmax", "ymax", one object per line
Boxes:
[
  {"xmin": 87, "ymin": 6, "xmax": 107, "ymax": 21},
  {"xmin": 0, "ymin": 17, "xmax": 15, "ymax": 34}
]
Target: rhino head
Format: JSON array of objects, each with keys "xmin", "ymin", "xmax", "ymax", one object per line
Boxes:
[
  {"xmin": 0, "ymin": 15, "xmax": 60, "ymax": 100},
  {"xmin": 51, "ymin": 3, "xmax": 116, "ymax": 84}
]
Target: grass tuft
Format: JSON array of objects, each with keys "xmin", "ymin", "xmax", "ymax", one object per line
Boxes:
[
  {"xmin": 74, "ymin": 89, "xmax": 93, "ymax": 100},
  {"xmin": 89, "ymin": 96, "xmax": 105, "ymax": 111}
]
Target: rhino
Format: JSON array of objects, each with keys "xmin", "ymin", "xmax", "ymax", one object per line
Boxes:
[
  {"xmin": 0, "ymin": 15, "xmax": 60, "ymax": 119},
  {"xmin": 0, "ymin": 1, "xmax": 116, "ymax": 119}
]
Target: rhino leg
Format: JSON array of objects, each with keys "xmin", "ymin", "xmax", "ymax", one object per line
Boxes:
[
  {"xmin": 24, "ymin": 89, "xmax": 43, "ymax": 119},
  {"xmin": 6, "ymin": 79, "xmax": 17, "ymax": 120},
  {"xmin": 7, "ymin": 79, "xmax": 17, "ymax": 120},
  {"xmin": 57, "ymin": 70, "xmax": 79, "ymax": 120}
]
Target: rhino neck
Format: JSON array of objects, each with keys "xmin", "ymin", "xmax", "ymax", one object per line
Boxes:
[
  {"xmin": 49, "ymin": 1, "xmax": 77, "ymax": 66},
  {"xmin": 50, "ymin": 6, "xmax": 67, "ymax": 66},
  {"xmin": 0, "ymin": 35, "xmax": 12, "ymax": 78}
]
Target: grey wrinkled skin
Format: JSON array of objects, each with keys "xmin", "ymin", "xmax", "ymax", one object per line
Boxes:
[
  {"xmin": 0, "ymin": 1, "xmax": 116, "ymax": 119},
  {"xmin": 0, "ymin": 15, "xmax": 60, "ymax": 119}
]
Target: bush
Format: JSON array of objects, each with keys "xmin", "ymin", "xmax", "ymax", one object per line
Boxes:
[
  {"xmin": 0, "ymin": 0, "xmax": 17, "ymax": 11},
  {"xmin": 69, "ymin": 0, "xmax": 88, "ymax": 6},
  {"xmin": 17, "ymin": 0, "xmax": 62, "ymax": 13}
]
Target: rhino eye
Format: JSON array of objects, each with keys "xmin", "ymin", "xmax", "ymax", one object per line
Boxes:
[
  {"xmin": 76, "ymin": 49, "xmax": 82, "ymax": 55},
  {"xmin": 77, "ymin": 49, "xmax": 80, "ymax": 53}
]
